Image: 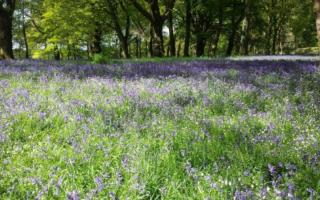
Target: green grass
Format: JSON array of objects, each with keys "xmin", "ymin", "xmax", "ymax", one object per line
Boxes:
[{"xmin": 0, "ymin": 65, "xmax": 319, "ymax": 199}]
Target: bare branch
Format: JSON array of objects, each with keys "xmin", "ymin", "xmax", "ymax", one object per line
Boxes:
[{"xmin": 129, "ymin": 0, "xmax": 153, "ymax": 21}]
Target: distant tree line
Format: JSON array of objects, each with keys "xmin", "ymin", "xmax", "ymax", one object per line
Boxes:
[{"xmin": 0, "ymin": 0, "xmax": 319, "ymax": 60}]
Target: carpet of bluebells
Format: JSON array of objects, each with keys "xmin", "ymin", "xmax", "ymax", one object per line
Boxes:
[{"xmin": 0, "ymin": 58, "xmax": 319, "ymax": 199}]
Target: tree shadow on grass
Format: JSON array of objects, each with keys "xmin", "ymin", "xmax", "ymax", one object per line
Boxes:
[{"xmin": 0, "ymin": 59, "xmax": 318, "ymax": 80}]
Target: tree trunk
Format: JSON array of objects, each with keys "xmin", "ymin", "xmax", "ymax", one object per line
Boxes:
[
  {"xmin": 213, "ymin": 6, "xmax": 224, "ymax": 56},
  {"xmin": 266, "ymin": 0, "xmax": 276, "ymax": 55},
  {"xmin": 177, "ymin": 42, "xmax": 181, "ymax": 57},
  {"xmin": 266, "ymin": 19, "xmax": 272, "ymax": 55},
  {"xmin": 240, "ymin": 0, "xmax": 251, "ymax": 55},
  {"xmin": 87, "ymin": 41, "xmax": 91, "ymax": 59},
  {"xmin": 90, "ymin": 28, "xmax": 102, "ymax": 55},
  {"xmin": 271, "ymin": 22, "xmax": 279, "ymax": 55},
  {"xmin": 196, "ymin": 34, "xmax": 206, "ymax": 57},
  {"xmin": 226, "ymin": 3, "xmax": 236, "ymax": 56},
  {"xmin": 119, "ymin": 46, "xmax": 122, "ymax": 59},
  {"xmin": 53, "ymin": 45, "xmax": 60, "ymax": 60},
  {"xmin": 168, "ymin": 9, "xmax": 176, "ymax": 57},
  {"xmin": 212, "ymin": 33, "xmax": 221, "ymax": 56},
  {"xmin": 107, "ymin": 0, "xmax": 131, "ymax": 58},
  {"xmin": 22, "ymin": 23, "xmax": 29, "ymax": 59},
  {"xmin": 123, "ymin": 15, "xmax": 131, "ymax": 59},
  {"xmin": 0, "ymin": 12, "xmax": 14, "ymax": 59},
  {"xmin": 67, "ymin": 44, "xmax": 71, "ymax": 60},
  {"xmin": 145, "ymin": 40, "xmax": 149, "ymax": 57},
  {"xmin": 226, "ymin": 1, "xmax": 244, "ymax": 57},
  {"xmin": 149, "ymin": 24, "xmax": 154, "ymax": 57},
  {"xmin": 184, "ymin": 0, "xmax": 191, "ymax": 57},
  {"xmin": 21, "ymin": 0, "xmax": 29, "ymax": 59},
  {"xmin": 135, "ymin": 37, "xmax": 140, "ymax": 58},
  {"xmin": 315, "ymin": 0, "xmax": 320, "ymax": 49},
  {"xmin": 207, "ymin": 39, "xmax": 213, "ymax": 57},
  {"xmin": 130, "ymin": 0, "xmax": 175, "ymax": 57},
  {"xmin": 138, "ymin": 39, "xmax": 141, "ymax": 58},
  {"xmin": 152, "ymin": 22, "xmax": 164, "ymax": 57},
  {"xmin": 149, "ymin": 0, "xmax": 164, "ymax": 57},
  {"xmin": 122, "ymin": 39, "xmax": 130, "ymax": 59},
  {"xmin": 226, "ymin": 29, "xmax": 236, "ymax": 56},
  {"xmin": 72, "ymin": 45, "xmax": 77, "ymax": 60},
  {"xmin": 226, "ymin": 14, "xmax": 239, "ymax": 57}
]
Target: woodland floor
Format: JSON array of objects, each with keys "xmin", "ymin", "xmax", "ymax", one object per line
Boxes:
[{"xmin": 0, "ymin": 57, "xmax": 319, "ymax": 199}]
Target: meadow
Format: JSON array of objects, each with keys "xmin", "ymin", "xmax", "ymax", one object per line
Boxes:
[{"xmin": 0, "ymin": 58, "xmax": 319, "ymax": 199}]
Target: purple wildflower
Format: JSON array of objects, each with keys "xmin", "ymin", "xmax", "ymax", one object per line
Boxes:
[
  {"xmin": 288, "ymin": 183, "xmax": 295, "ymax": 199},
  {"xmin": 109, "ymin": 192, "xmax": 119, "ymax": 200},
  {"xmin": 116, "ymin": 171, "xmax": 124, "ymax": 185},
  {"xmin": 67, "ymin": 191, "xmax": 80, "ymax": 200},
  {"xmin": 234, "ymin": 189, "xmax": 254, "ymax": 200},
  {"xmin": 121, "ymin": 155, "xmax": 129, "ymax": 168},
  {"xmin": 243, "ymin": 170, "xmax": 250, "ymax": 176},
  {"xmin": 268, "ymin": 164, "xmax": 276, "ymax": 175},
  {"xmin": 0, "ymin": 133, "xmax": 7, "ymax": 143},
  {"xmin": 94, "ymin": 177, "xmax": 104, "ymax": 192},
  {"xmin": 307, "ymin": 188, "xmax": 315, "ymax": 199},
  {"xmin": 260, "ymin": 187, "xmax": 268, "ymax": 199}
]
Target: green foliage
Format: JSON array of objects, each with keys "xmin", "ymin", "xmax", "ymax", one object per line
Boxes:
[
  {"xmin": 92, "ymin": 53, "xmax": 107, "ymax": 64},
  {"xmin": 294, "ymin": 47, "xmax": 320, "ymax": 55},
  {"xmin": 9, "ymin": 0, "xmax": 318, "ymax": 59}
]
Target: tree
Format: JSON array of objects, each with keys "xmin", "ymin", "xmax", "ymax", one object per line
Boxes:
[
  {"xmin": 106, "ymin": 0, "xmax": 131, "ymax": 58},
  {"xmin": 190, "ymin": 0, "xmax": 225, "ymax": 57},
  {"xmin": 240, "ymin": 0, "xmax": 252, "ymax": 55},
  {"xmin": 183, "ymin": 0, "xmax": 191, "ymax": 57},
  {"xmin": 88, "ymin": 0, "xmax": 108, "ymax": 56},
  {"xmin": 21, "ymin": 0, "xmax": 29, "ymax": 58},
  {"xmin": 13, "ymin": 0, "xmax": 30, "ymax": 58},
  {"xmin": 291, "ymin": 0, "xmax": 316, "ymax": 48},
  {"xmin": 165, "ymin": 0, "xmax": 176, "ymax": 56},
  {"xmin": 226, "ymin": 0, "xmax": 244, "ymax": 56},
  {"xmin": 130, "ymin": 0, "xmax": 176, "ymax": 57},
  {"xmin": 0, "ymin": 0, "xmax": 16, "ymax": 59},
  {"xmin": 315, "ymin": 0, "xmax": 320, "ymax": 48},
  {"xmin": 191, "ymin": 0, "xmax": 214, "ymax": 57},
  {"xmin": 28, "ymin": 0, "xmax": 111, "ymax": 59},
  {"xmin": 6, "ymin": 0, "xmax": 318, "ymax": 59}
]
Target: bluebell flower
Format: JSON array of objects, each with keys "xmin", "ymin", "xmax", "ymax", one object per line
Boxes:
[
  {"xmin": 94, "ymin": 177, "xmax": 104, "ymax": 192},
  {"xmin": 268, "ymin": 164, "xmax": 276, "ymax": 175},
  {"xmin": 67, "ymin": 191, "xmax": 80, "ymax": 200}
]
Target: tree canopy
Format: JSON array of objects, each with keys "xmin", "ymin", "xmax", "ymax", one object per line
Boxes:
[{"xmin": 0, "ymin": 0, "xmax": 319, "ymax": 60}]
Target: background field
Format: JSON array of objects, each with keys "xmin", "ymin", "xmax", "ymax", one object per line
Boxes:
[{"xmin": 0, "ymin": 57, "xmax": 319, "ymax": 199}]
